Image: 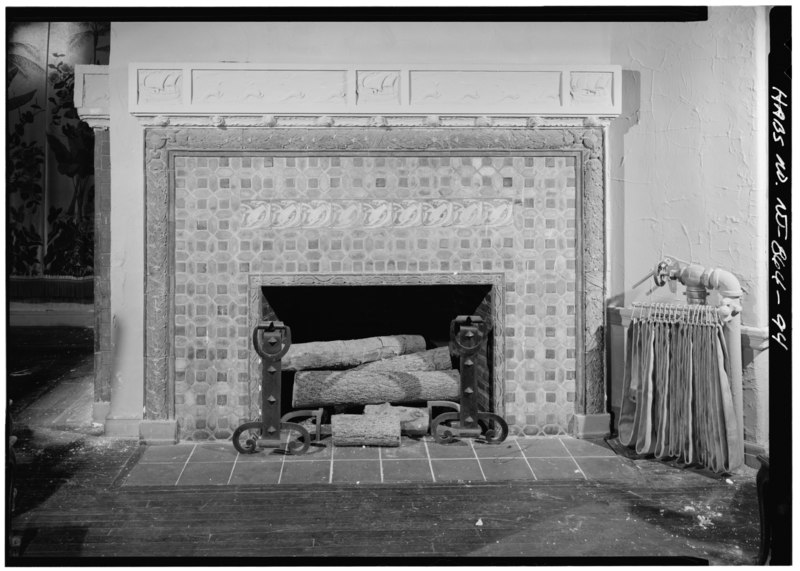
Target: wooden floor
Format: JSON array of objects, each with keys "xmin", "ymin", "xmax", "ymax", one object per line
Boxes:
[
  {"xmin": 6, "ymin": 326, "xmax": 763, "ymax": 563},
  {"xmin": 9, "ymin": 429, "xmax": 761, "ymax": 564}
]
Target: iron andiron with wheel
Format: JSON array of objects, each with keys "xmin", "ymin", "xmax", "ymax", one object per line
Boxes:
[
  {"xmin": 232, "ymin": 321, "xmax": 322, "ymax": 455},
  {"xmin": 430, "ymin": 315, "xmax": 509, "ymax": 444}
]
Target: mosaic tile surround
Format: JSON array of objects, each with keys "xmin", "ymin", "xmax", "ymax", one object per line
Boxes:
[{"xmin": 172, "ymin": 153, "xmax": 578, "ymax": 440}]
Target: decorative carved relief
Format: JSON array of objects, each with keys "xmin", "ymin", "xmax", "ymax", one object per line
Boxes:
[
  {"xmin": 570, "ymin": 72, "xmax": 613, "ymax": 106},
  {"xmin": 138, "ymin": 69, "xmax": 183, "ymax": 105},
  {"xmin": 239, "ymin": 199, "xmax": 515, "ymax": 230},
  {"xmin": 356, "ymin": 71, "xmax": 400, "ymax": 105},
  {"xmin": 411, "ymin": 71, "xmax": 561, "ymax": 107},
  {"xmin": 192, "ymin": 70, "xmax": 348, "ymax": 107}
]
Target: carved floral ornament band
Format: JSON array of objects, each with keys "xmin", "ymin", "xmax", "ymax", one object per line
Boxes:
[{"xmin": 240, "ymin": 199, "xmax": 515, "ymax": 230}]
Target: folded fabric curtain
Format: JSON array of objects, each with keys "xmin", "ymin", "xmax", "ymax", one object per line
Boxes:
[{"xmin": 618, "ymin": 306, "xmax": 743, "ymax": 473}]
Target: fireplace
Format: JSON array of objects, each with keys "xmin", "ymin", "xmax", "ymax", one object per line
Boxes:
[{"xmin": 145, "ymin": 132, "xmax": 607, "ymax": 442}]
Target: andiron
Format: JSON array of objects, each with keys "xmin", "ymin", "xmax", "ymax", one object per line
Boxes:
[
  {"xmin": 232, "ymin": 321, "xmax": 322, "ymax": 455},
  {"xmin": 430, "ymin": 315, "xmax": 509, "ymax": 444}
]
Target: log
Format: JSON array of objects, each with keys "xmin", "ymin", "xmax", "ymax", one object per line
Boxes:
[
  {"xmin": 364, "ymin": 403, "xmax": 429, "ymax": 436},
  {"xmin": 352, "ymin": 346, "xmax": 453, "ymax": 373},
  {"xmin": 292, "ymin": 369, "xmax": 460, "ymax": 408},
  {"xmin": 282, "ymin": 335, "xmax": 426, "ymax": 371},
  {"xmin": 332, "ymin": 413, "xmax": 401, "ymax": 447}
]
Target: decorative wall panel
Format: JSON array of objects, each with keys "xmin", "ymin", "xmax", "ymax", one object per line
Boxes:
[{"xmin": 410, "ymin": 70, "xmax": 562, "ymax": 107}]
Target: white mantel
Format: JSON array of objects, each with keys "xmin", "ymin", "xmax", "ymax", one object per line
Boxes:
[{"xmin": 127, "ymin": 62, "xmax": 621, "ymax": 120}]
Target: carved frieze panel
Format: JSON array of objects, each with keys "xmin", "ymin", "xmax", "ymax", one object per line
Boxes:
[
  {"xmin": 410, "ymin": 70, "xmax": 561, "ymax": 109},
  {"xmin": 570, "ymin": 72, "xmax": 614, "ymax": 107},
  {"xmin": 239, "ymin": 199, "xmax": 514, "ymax": 230},
  {"xmin": 192, "ymin": 69, "xmax": 348, "ymax": 107},
  {"xmin": 356, "ymin": 71, "xmax": 401, "ymax": 105},
  {"xmin": 137, "ymin": 69, "xmax": 183, "ymax": 105}
]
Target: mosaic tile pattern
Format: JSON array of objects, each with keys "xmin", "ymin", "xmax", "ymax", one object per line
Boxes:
[{"xmin": 173, "ymin": 154, "xmax": 577, "ymax": 440}]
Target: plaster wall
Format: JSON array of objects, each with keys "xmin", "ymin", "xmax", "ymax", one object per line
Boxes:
[{"xmin": 608, "ymin": 6, "xmax": 767, "ymax": 326}]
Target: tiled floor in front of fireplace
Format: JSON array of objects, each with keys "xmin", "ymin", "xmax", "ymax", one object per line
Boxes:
[{"xmin": 119, "ymin": 435, "xmax": 639, "ymax": 487}]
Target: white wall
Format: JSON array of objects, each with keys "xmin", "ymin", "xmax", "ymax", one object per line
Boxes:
[{"xmin": 608, "ymin": 6, "xmax": 768, "ymax": 327}]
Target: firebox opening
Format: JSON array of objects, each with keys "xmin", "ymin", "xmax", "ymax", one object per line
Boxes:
[
  {"xmin": 259, "ymin": 283, "xmax": 496, "ymax": 417},
  {"xmin": 261, "ymin": 284, "xmax": 492, "ymax": 346}
]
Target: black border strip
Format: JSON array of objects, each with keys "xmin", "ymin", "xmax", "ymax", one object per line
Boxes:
[
  {"xmin": 767, "ymin": 4, "xmax": 792, "ymax": 566},
  {"xmin": 6, "ymin": 6, "xmax": 709, "ymax": 23}
]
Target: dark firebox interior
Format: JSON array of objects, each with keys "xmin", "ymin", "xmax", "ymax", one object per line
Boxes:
[
  {"xmin": 260, "ymin": 284, "xmax": 494, "ymax": 416},
  {"xmin": 261, "ymin": 284, "xmax": 492, "ymax": 346}
]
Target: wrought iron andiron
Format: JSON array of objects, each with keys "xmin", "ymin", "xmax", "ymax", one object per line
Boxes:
[
  {"xmin": 232, "ymin": 321, "xmax": 316, "ymax": 455},
  {"xmin": 430, "ymin": 315, "xmax": 509, "ymax": 444}
]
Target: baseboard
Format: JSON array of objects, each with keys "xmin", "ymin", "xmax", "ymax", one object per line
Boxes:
[
  {"xmin": 92, "ymin": 402, "xmax": 111, "ymax": 425},
  {"xmin": 139, "ymin": 420, "xmax": 179, "ymax": 445},
  {"xmin": 744, "ymin": 440, "xmax": 768, "ymax": 470},
  {"xmin": 103, "ymin": 417, "xmax": 142, "ymax": 438},
  {"xmin": 571, "ymin": 412, "xmax": 611, "ymax": 439}
]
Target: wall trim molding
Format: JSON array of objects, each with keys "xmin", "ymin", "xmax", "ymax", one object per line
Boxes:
[{"xmin": 132, "ymin": 114, "xmax": 616, "ymax": 128}]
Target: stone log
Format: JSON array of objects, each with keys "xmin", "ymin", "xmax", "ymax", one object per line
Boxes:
[
  {"xmin": 292, "ymin": 369, "xmax": 460, "ymax": 408},
  {"xmin": 332, "ymin": 413, "xmax": 401, "ymax": 447},
  {"xmin": 364, "ymin": 403, "xmax": 430, "ymax": 436},
  {"xmin": 282, "ymin": 335, "xmax": 426, "ymax": 371},
  {"xmin": 352, "ymin": 346, "xmax": 452, "ymax": 373}
]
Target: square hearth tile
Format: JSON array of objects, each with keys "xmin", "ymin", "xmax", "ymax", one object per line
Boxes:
[
  {"xmin": 516, "ymin": 438, "xmax": 571, "ymax": 458},
  {"xmin": 332, "ymin": 445, "xmax": 381, "ymax": 460},
  {"xmin": 430, "ymin": 459, "xmax": 485, "ymax": 483},
  {"xmin": 381, "ymin": 459, "xmax": 434, "ymax": 483},
  {"xmin": 472, "ymin": 440, "xmax": 524, "ymax": 460},
  {"xmin": 189, "ymin": 442, "xmax": 240, "ymax": 463},
  {"xmin": 575, "ymin": 457, "xmax": 640, "ymax": 481},
  {"xmin": 122, "ymin": 462, "xmax": 186, "ymax": 487},
  {"xmin": 379, "ymin": 437, "xmax": 428, "ymax": 460},
  {"xmin": 559, "ymin": 437, "xmax": 617, "ymax": 457},
  {"xmin": 479, "ymin": 457, "xmax": 536, "ymax": 481},
  {"xmin": 228, "ymin": 460, "xmax": 283, "ymax": 485},
  {"xmin": 279, "ymin": 460, "xmax": 332, "ymax": 485},
  {"xmin": 331, "ymin": 460, "xmax": 381, "ymax": 484},
  {"xmin": 283, "ymin": 442, "xmax": 333, "ymax": 461},
  {"xmin": 177, "ymin": 461, "xmax": 235, "ymax": 486},
  {"xmin": 235, "ymin": 449, "xmax": 287, "ymax": 463},
  {"xmin": 526, "ymin": 457, "xmax": 585, "ymax": 480},
  {"xmin": 138, "ymin": 444, "xmax": 195, "ymax": 464},
  {"xmin": 425, "ymin": 440, "xmax": 476, "ymax": 459}
]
